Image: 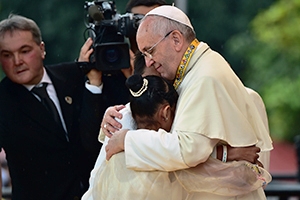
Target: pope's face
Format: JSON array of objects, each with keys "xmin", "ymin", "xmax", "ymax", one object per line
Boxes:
[
  {"xmin": 0, "ymin": 30, "xmax": 45, "ymax": 85},
  {"xmin": 137, "ymin": 18, "xmax": 179, "ymax": 81}
]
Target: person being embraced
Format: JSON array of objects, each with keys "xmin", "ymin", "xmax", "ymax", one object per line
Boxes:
[
  {"xmin": 91, "ymin": 74, "xmax": 184, "ymax": 200},
  {"xmin": 82, "ymin": 53, "xmax": 271, "ymax": 200}
]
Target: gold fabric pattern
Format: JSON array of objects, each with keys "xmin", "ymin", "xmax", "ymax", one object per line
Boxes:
[{"xmin": 173, "ymin": 39, "xmax": 200, "ymax": 89}]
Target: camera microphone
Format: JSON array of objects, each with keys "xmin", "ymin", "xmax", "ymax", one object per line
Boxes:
[{"xmin": 88, "ymin": 5, "xmax": 104, "ymax": 22}]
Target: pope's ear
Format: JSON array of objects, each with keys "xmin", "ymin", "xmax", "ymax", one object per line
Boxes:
[{"xmin": 170, "ymin": 30, "xmax": 184, "ymax": 51}]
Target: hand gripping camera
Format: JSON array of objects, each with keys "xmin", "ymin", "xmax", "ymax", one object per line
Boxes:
[{"xmin": 84, "ymin": 1, "xmax": 143, "ymax": 71}]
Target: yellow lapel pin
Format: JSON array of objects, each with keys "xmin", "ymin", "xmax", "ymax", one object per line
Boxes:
[{"xmin": 65, "ymin": 96, "xmax": 72, "ymax": 104}]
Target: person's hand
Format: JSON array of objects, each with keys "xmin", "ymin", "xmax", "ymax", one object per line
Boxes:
[
  {"xmin": 0, "ymin": 166, "xmax": 2, "ymax": 198},
  {"xmin": 105, "ymin": 129, "xmax": 128, "ymax": 160},
  {"xmin": 121, "ymin": 49, "xmax": 134, "ymax": 78},
  {"xmin": 101, "ymin": 105, "xmax": 125, "ymax": 138},
  {"xmin": 78, "ymin": 37, "xmax": 93, "ymax": 62},
  {"xmin": 226, "ymin": 145, "xmax": 261, "ymax": 165},
  {"xmin": 78, "ymin": 38, "xmax": 102, "ymax": 86},
  {"xmin": 255, "ymin": 160, "xmax": 264, "ymax": 168}
]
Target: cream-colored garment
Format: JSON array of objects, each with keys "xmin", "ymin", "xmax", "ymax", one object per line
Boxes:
[
  {"xmin": 175, "ymin": 157, "xmax": 271, "ymax": 197},
  {"xmin": 83, "ymin": 101, "xmax": 271, "ymax": 199},
  {"xmin": 174, "ymin": 43, "xmax": 272, "ymax": 152},
  {"xmin": 245, "ymin": 87, "xmax": 271, "ymax": 171},
  {"xmin": 172, "ymin": 43, "xmax": 272, "ymax": 199},
  {"xmin": 125, "ymin": 43, "xmax": 272, "ymax": 170},
  {"xmin": 92, "ymin": 152, "xmax": 186, "ymax": 200},
  {"xmin": 98, "ymin": 144, "xmax": 270, "ymax": 199},
  {"xmin": 82, "ymin": 103, "xmax": 137, "ymax": 200},
  {"xmin": 90, "ymin": 153, "xmax": 270, "ymax": 200},
  {"xmin": 124, "ymin": 42, "xmax": 273, "ymax": 199}
]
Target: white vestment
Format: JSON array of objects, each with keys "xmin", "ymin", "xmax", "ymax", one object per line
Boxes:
[{"xmin": 123, "ymin": 42, "xmax": 273, "ymax": 199}]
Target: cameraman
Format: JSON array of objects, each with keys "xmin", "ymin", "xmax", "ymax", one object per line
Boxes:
[
  {"xmin": 80, "ymin": 0, "xmax": 167, "ymax": 76},
  {"xmin": 78, "ymin": 0, "xmax": 168, "ymax": 158},
  {"xmin": 78, "ymin": 0, "xmax": 168, "ymax": 154},
  {"xmin": 78, "ymin": 1, "xmax": 167, "ymax": 199},
  {"xmin": 125, "ymin": 0, "xmax": 167, "ymax": 54}
]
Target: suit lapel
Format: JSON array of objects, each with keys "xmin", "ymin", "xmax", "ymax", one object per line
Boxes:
[
  {"xmin": 46, "ymin": 67, "xmax": 75, "ymax": 138},
  {"xmin": 6, "ymin": 80, "xmax": 67, "ymax": 141}
]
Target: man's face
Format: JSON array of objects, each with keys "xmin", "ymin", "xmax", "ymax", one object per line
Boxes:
[
  {"xmin": 128, "ymin": 4, "xmax": 161, "ymax": 53},
  {"xmin": 131, "ymin": 5, "xmax": 160, "ymax": 15},
  {"xmin": 137, "ymin": 18, "xmax": 179, "ymax": 81},
  {"xmin": 0, "ymin": 30, "xmax": 45, "ymax": 85}
]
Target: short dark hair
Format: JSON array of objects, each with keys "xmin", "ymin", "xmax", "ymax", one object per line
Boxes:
[
  {"xmin": 126, "ymin": 0, "xmax": 167, "ymax": 12},
  {"xmin": 126, "ymin": 74, "xmax": 178, "ymax": 125},
  {"xmin": 133, "ymin": 51, "xmax": 146, "ymax": 75}
]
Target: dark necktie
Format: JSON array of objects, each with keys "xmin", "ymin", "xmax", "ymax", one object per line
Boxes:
[{"xmin": 32, "ymin": 83, "xmax": 63, "ymax": 127}]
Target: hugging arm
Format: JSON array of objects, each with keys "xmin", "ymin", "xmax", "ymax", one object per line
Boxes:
[
  {"xmin": 101, "ymin": 105, "xmax": 125, "ymax": 138},
  {"xmin": 217, "ymin": 145, "xmax": 262, "ymax": 167},
  {"xmin": 0, "ymin": 167, "xmax": 2, "ymax": 198},
  {"xmin": 102, "ymin": 106, "xmax": 261, "ymax": 166}
]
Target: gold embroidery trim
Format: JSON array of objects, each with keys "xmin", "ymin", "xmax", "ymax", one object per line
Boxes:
[{"xmin": 173, "ymin": 39, "xmax": 200, "ymax": 89}]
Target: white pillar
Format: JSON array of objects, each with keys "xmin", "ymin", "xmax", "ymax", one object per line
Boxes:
[{"xmin": 174, "ymin": 0, "xmax": 188, "ymax": 13}]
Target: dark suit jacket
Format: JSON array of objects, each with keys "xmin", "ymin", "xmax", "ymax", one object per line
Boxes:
[{"xmin": 0, "ymin": 62, "xmax": 126, "ymax": 200}]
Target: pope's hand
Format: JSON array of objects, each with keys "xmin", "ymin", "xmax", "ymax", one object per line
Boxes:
[
  {"xmin": 101, "ymin": 105, "xmax": 125, "ymax": 138},
  {"xmin": 105, "ymin": 129, "xmax": 128, "ymax": 160}
]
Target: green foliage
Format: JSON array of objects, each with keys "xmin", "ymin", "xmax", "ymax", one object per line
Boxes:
[
  {"xmin": 264, "ymin": 77, "xmax": 300, "ymax": 140},
  {"xmin": 227, "ymin": 0, "xmax": 300, "ymax": 141},
  {"xmin": 0, "ymin": 0, "xmax": 83, "ymax": 64},
  {"xmin": 4, "ymin": 0, "xmax": 295, "ymax": 142},
  {"xmin": 252, "ymin": 0, "xmax": 300, "ymax": 59},
  {"xmin": 0, "ymin": 0, "xmax": 128, "ymax": 66},
  {"xmin": 0, "ymin": 0, "xmax": 127, "ymax": 79},
  {"xmin": 0, "ymin": 0, "xmax": 274, "ymax": 78},
  {"xmin": 188, "ymin": 0, "xmax": 274, "ymax": 76}
]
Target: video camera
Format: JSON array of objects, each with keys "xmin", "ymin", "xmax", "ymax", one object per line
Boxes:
[{"xmin": 84, "ymin": 0, "xmax": 143, "ymax": 71}]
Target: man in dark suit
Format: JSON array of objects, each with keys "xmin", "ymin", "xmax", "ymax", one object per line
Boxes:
[{"xmin": 0, "ymin": 14, "xmax": 125, "ymax": 199}]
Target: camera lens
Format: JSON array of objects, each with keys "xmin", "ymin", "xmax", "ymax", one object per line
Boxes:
[
  {"xmin": 104, "ymin": 47, "xmax": 120, "ymax": 63},
  {"xmin": 95, "ymin": 42, "xmax": 130, "ymax": 71}
]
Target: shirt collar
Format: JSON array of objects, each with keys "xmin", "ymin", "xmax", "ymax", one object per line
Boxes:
[{"xmin": 24, "ymin": 68, "xmax": 52, "ymax": 91}]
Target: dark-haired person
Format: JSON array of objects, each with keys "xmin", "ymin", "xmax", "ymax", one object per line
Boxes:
[
  {"xmin": 82, "ymin": 52, "xmax": 271, "ymax": 199},
  {"xmin": 77, "ymin": 1, "xmax": 169, "ymax": 120},
  {"xmin": 81, "ymin": 56, "xmax": 165, "ymax": 199},
  {"xmin": 84, "ymin": 74, "xmax": 270, "ymax": 199},
  {"xmin": 91, "ymin": 74, "xmax": 183, "ymax": 200},
  {"xmin": 126, "ymin": 0, "xmax": 168, "ymax": 53},
  {"xmin": 0, "ymin": 14, "xmax": 107, "ymax": 199},
  {"xmin": 79, "ymin": 0, "xmax": 168, "ymax": 77},
  {"xmin": 77, "ymin": 2, "xmax": 168, "ymax": 197}
]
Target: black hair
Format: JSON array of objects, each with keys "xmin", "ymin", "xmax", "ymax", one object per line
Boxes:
[
  {"xmin": 126, "ymin": 74, "xmax": 178, "ymax": 126},
  {"xmin": 133, "ymin": 51, "xmax": 146, "ymax": 75},
  {"xmin": 126, "ymin": 0, "xmax": 167, "ymax": 12}
]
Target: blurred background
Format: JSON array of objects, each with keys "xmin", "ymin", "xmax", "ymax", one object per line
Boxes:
[
  {"xmin": 1, "ymin": 0, "xmax": 299, "ymax": 196},
  {"xmin": 1, "ymin": 0, "xmax": 299, "ymax": 143}
]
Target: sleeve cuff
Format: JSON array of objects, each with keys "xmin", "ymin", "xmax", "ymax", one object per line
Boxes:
[{"xmin": 85, "ymin": 81, "xmax": 103, "ymax": 94}]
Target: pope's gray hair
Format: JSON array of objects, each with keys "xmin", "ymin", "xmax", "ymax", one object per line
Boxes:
[{"xmin": 143, "ymin": 15, "xmax": 195, "ymax": 43}]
